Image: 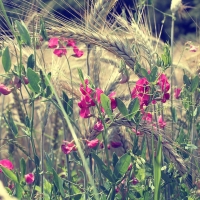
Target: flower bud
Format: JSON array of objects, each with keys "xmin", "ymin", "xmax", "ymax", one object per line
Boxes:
[{"xmin": 25, "ymin": 173, "xmax": 34, "ymax": 184}]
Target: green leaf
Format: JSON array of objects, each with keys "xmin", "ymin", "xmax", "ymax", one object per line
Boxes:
[
  {"xmin": 190, "ymin": 75, "xmax": 199, "ymax": 93},
  {"xmin": 100, "ymin": 94, "xmax": 113, "ymax": 120},
  {"xmin": 15, "ymin": 20, "xmax": 31, "ymax": 46},
  {"xmin": 112, "ymin": 152, "xmax": 118, "ymax": 168},
  {"xmin": 183, "ymin": 74, "xmax": 191, "ymax": 88},
  {"xmin": 116, "ymin": 97, "xmax": 128, "ymax": 118},
  {"xmin": 45, "ymin": 153, "xmax": 53, "ymax": 173},
  {"xmin": 91, "ymin": 153, "xmax": 114, "ymax": 182},
  {"xmin": 2, "ymin": 46, "xmax": 11, "ymax": 72},
  {"xmin": 0, "ymin": 166, "xmax": 18, "ymax": 183},
  {"xmin": 149, "ymin": 66, "xmax": 158, "ymax": 82},
  {"xmin": 16, "ymin": 183, "xmax": 23, "ymax": 199},
  {"xmin": 27, "ymin": 54, "xmax": 35, "ymax": 69},
  {"xmin": 128, "ymin": 98, "xmax": 140, "ymax": 120},
  {"xmin": 27, "ymin": 68, "xmax": 40, "ymax": 93},
  {"xmin": 140, "ymin": 68, "xmax": 149, "ymax": 79},
  {"xmin": 77, "ymin": 68, "xmax": 84, "ymax": 86},
  {"xmin": 40, "ymin": 17, "xmax": 48, "ymax": 41},
  {"xmin": 170, "ymin": 107, "xmax": 177, "ymax": 123},
  {"xmin": 52, "ymin": 168, "xmax": 65, "ymax": 197},
  {"xmin": 154, "ymin": 135, "xmax": 162, "ymax": 200},
  {"xmin": 20, "ymin": 158, "xmax": 26, "ymax": 177},
  {"xmin": 113, "ymin": 153, "xmax": 131, "ymax": 183},
  {"xmin": 141, "ymin": 136, "xmax": 147, "ymax": 159}
]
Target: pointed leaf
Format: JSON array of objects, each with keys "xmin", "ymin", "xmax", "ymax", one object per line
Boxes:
[
  {"xmin": 190, "ymin": 75, "xmax": 199, "ymax": 93},
  {"xmin": 16, "ymin": 183, "xmax": 23, "ymax": 199},
  {"xmin": 170, "ymin": 107, "xmax": 177, "ymax": 123},
  {"xmin": 112, "ymin": 152, "xmax": 118, "ymax": 168},
  {"xmin": 2, "ymin": 46, "xmax": 11, "ymax": 72},
  {"xmin": 91, "ymin": 153, "xmax": 114, "ymax": 182},
  {"xmin": 149, "ymin": 66, "xmax": 158, "ymax": 82},
  {"xmin": 128, "ymin": 98, "xmax": 140, "ymax": 120},
  {"xmin": 116, "ymin": 97, "xmax": 128, "ymax": 117},
  {"xmin": 0, "ymin": 166, "xmax": 18, "ymax": 183},
  {"xmin": 27, "ymin": 68, "xmax": 40, "ymax": 93},
  {"xmin": 27, "ymin": 54, "xmax": 35, "ymax": 69},
  {"xmin": 113, "ymin": 153, "xmax": 131, "ymax": 182},
  {"xmin": 100, "ymin": 93, "xmax": 113, "ymax": 120},
  {"xmin": 15, "ymin": 20, "xmax": 31, "ymax": 46},
  {"xmin": 140, "ymin": 68, "xmax": 149, "ymax": 79},
  {"xmin": 20, "ymin": 158, "xmax": 26, "ymax": 177}
]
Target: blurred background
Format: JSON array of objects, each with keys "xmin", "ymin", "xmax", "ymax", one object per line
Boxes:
[{"xmin": 1, "ymin": 0, "xmax": 200, "ymax": 42}]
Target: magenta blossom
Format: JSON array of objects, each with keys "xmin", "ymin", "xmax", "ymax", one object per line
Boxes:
[
  {"xmin": 158, "ymin": 116, "xmax": 166, "ymax": 129},
  {"xmin": 80, "ymin": 79, "xmax": 92, "ymax": 96},
  {"xmin": 119, "ymin": 72, "xmax": 129, "ymax": 84},
  {"xmin": 73, "ymin": 46, "xmax": 84, "ymax": 58},
  {"xmin": 135, "ymin": 77, "xmax": 150, "ymax": 93},
  {"xmin": 95, "ymin": 88, "xmax": 104, "ymax": 103},
  {"xmin": 93, "ymin": 120, "xmax": 104, "ymax": 132},
  {"xmin": 0, "ymin": 159, "xmax": 14, "ymax": 173},
  {"xmin": 157, "ymin": 74, "xmax": 170, "ymax": 93},
  {"xmin": 48, "ymin": 37, "xmax": 59, "ymax": 48},
  {"xmin": 161, "ymin": 93, "xmax": 170, "ymax": 103},
  {"xmin": 110, "ymin": 141, "xmax": 122, "ymax": 148},
  {"xmin": 190, "ymin": 45, "xmax": 198, "ymax": 52},
  {"xmin": 53, "ymin": 48, "xmax": 67, "ymax": 57},
  {"xmin": 0, "ymin": 84, "xmax": 11, "ymax": 95},
  {"xmin": 86, "ymin": 139, "xmax": 99, "ymax": 149},
  {"xmin": 25, "ymin": 173, "xmax": 34, "ymax": 184},
  {"xmin": 67, "ymin": 39, "xmax": 76, "ymax": 47},
  {"xmin": 174, "ymin": 88, "xmax": 181, "ymax": 99},
  {"xmin": 108, "ymin": 91, "xmax": 117, "ymax": 110},
  {"xmin": 61, "ymin": 140, "xmax": 77, "ymax": 154},
  {"xmin": 132, "ymin": 177, "xmax": 139, "ymax": 185},
  {"xmin": 142, "ymin": 112, "xmax": 152, "ymax": 122}
]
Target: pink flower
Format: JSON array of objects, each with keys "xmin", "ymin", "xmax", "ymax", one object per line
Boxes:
[
  {"xmin": 13, "ymin": 76, "xmax": 29, "ymax": 88},
  {"xmin": 132, "ymin": 177, "xmax": 139, "ymax": 185},
  {"xmin": 79, "ymin": 107, "xmax": 91, "ymax": 118},
  {"xmin": 132, "ymin": 128, "xmax": 143, "ymax": 136},
  {"xmin": 95, "ymin": 88, "xmax": 104, "ymax": 103},
  {"xmin": 93, "ymin": 120, "xmax": 104, "ymax": 132},
  {"xmin": 86, "ymin": 139, "xmax": 99, "ymax": 148},
  {"xmin": 158, "ymin": 115, "xmax": 166, "ymax": 129},
  {"xmin": 78, "ymin": 95, "xmax": 95, "ymax": 109},
  {"xmin": 73, "ymin": 46, "xmax": 84, "ymax": 58},
  {"xmin": 190, "ymin": 45, "xmax": 198, "ymax": 52},
  {"xmin": 48, "ymin": 37, "xmax": 59, "ymax": 48},
  {"xmin": 53, "ymin": 48, "xmax": 67, "ymax": 57},
  {"xmin": 25, "ymin": 173, "xmax": 34, "ymax": 184},
  {"xmin": 142, "ymin": 112, "xmax": 152, "ymax": 122},
  {"xmin": 128, "ymin": 163, "xmax": 132, "ymax": 171},
  {"xmin": 135, "ymin": 78, "xmax": 150, "ymax": 93},
  {"xmin": 23, "ymin": 76, "xmax": 29, "ymax": 84},
  {"xmin": 67, "ymin": 39, "xmax": 76, "ymax": 47},
  {"xmin": 161, "ymin": 93, "xmax": 170, "ymax": 103},
  {"xmin": 174, "ymin": 88, "xmax": 181, "ymax": 99},
  {"xmin": 157, "ymin": 74, "xmax": 170, "ymax": 93},
  {"xmin": 110, "ymin": 141, "xmax": 121, "ymax": 148},
  {"xmin": 108, "ymin": 92, "xmax": 117, "ymax": 110},
  {"xmin": 61, "ymin": 140, "xmax": 77, "ymax": 154},
  {"xmin": 152, "ymin": 100, "xmax": 157, "ymax": 104},
  {"xmin": 80, "ymin": 79, "xmax": 92, "ymax": 95},
  {"xmin": 0, "ymin": 84, "xmax": 11, "ymax": 95},
  {"xmin": 0, "ymin": 159, "xmax": 14, "ymax": 172},
  {"xmin": 119, "ymin": 73, "xmax": 129, "ymax": 84}
]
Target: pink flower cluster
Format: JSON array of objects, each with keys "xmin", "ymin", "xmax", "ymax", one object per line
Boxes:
[
  {"xmin": 48, "ymin": 38, "xmax": 83, "ymax": 58},
  {"xmin": 131, "ymin": 73, "xmax": 171, "ymax": 110},
  {"xmin": 77, "ymin": 79, "xmax": 117, "ymax": 118}
]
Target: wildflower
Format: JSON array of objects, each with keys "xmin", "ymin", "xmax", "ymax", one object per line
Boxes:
[
  {"xmin": 132, "ymin": 128, "xmax": 143, "ymax": 136},
  {"xmin": 174, "ymin": 88, "xmax": 181, "ymax": 99},
  {"xmin": 190, "ymin": 45, "xmax": 198, "ymax": 52},
  {"xmin": 80, "ymin": 79, "xmax": 92, "ymax": 96},
  {"xmin": 158, "ymin": 115, "xmax": 166, "ymax": 129},
  {"xmin": 161, "ymin": 93, "xmax": 170, "ymax": 103},
  {"xmin": 110, "ymin": 141, "xmax": 122, "ymax": 148},
  {"xmin": 86, "ymin": 139, "xmax": 99, "ymax": 149},
  {"xmin": 25, "ymin": 173, "xmax": 34, "ymax": 184},
  {"xmin": 79, "ymin": 107, "xmax": 91, "ymax": 118},
  {"xmin": 53, "ymin": 48, "xmax": 67, "ymax": 57},
  {"xmin": 73, "ymin": 46, "xmax": 84, "ymax": 58},
  {"xmin": 135, "ymin": 77, "xmax": 150, "ymax": 93},
  {"xmin": 67, "ymin": 39, "xmax": 76, "ymax": 47},
  {"xmin": 132, "ymin": 177, "xmax": 139, "ymax": 185},
  {"xmin": 119, "ymin": 72, "xmax": 129, "ymax": 84},
  {"xmin": 0, "ymin": 159, "xmax": 14, "ymax": 173},
  {"xmin": 61, "ymin": 140, "xmax": 77, "ymax": 154},
  {"xmin": 0, "ymin": 84, "xmax": 11, "ymax": 95},
  {"xmin": 13, "ymin": 76, "xmax": 29, "ymax": 88},
  {"xmin": 142, "ymin": 112, "xmax": 152, "ymax": 122},
  {"xmin": 157, "ymin": 74, "xmax": 170, "ymax": 93},
  {"xmin": 95, "ymin": 88, "xmax": 104, "ymax": 103},
  {"xmin": 48, "ymin": 37, "xmax": 59, "ymax": 48},
  {"xmin": 108, "ymin": 91, "xmax": 117, "ymax": 110},
  {"xmin": 93, "ymin": 120, "xmax": 104, "ymax": 132}
]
